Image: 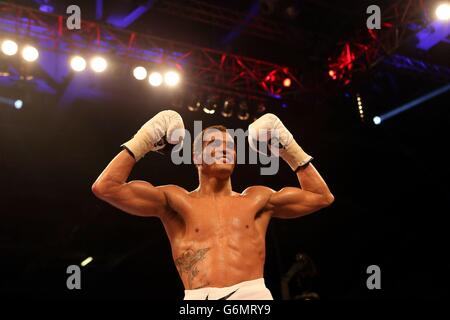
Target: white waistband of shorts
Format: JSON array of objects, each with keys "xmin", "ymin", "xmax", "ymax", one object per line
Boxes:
[{"xmin": 184, "ymin": 278, "xmax": 265, "ymax": 295}]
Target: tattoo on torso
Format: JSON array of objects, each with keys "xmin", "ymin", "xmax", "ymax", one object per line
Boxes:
[{"xmin": 175, "ymin": 247, "xmax": 210, "ymax": 289}]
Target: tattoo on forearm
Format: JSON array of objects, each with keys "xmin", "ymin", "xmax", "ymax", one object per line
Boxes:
[{"xmin": 175, "ymin": 247, "xmax": 210, "ymax": 289}]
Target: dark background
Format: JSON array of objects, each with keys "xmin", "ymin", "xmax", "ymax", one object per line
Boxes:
[{"xmin": 1, "ymin": 0, "xmax": 449, "ymax": 300}]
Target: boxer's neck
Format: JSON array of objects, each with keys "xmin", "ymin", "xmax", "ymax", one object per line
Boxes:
[{"xmin": 197, "ymin": 174, "xmax": 232, "ymax": 197}]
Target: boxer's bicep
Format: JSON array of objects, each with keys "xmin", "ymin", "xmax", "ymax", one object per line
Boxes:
[
  {"xmin": 99, "ymin": 180, "xmax": 170, "ymax": 217},
  {"xmin": 267, "ymin": 187, "xmax": 330, "ymax": 219}
]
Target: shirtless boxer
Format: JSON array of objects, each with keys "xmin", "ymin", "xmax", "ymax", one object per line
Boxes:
[{"xmin": 91, "ymin": 110, "xmax": 334, "ymax": 300}]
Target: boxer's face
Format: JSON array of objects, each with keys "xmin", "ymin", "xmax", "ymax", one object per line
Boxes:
[{"xmin": 198, "ymin": 130, "xmax": 236, "ymax": 178}]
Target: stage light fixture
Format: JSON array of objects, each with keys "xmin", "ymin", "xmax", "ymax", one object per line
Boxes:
[
  {"xmin": 237, "ymin": 101, "xmax": 250, "ymax": 120},
  {"xmin": 14, "ymin": 99, "xmax": 23, "ymax": 109},
  {"xmin": 149, "ymin": 72, "xmax": 163, "ymax": 86},
  {"xmin": 221, "ymin": 98, "xmax": 235, "ymax": 118},
  {"xmin": 22, "ymin": 46, "xmax": 39, "ymax": 62},
  {"xmin": 203, "ymin": 96, "xmax": 219, "ymax": 114},
  {"xmin": 133, "ymin": 66, "xmax": 147, "ymax": 80},
  {"xmin": 90, "ymin": 56, "xmax": 107, "ymax": 73},
  {"xmin": 328, "ymin": 70, "xmax": 337, "ymax": 80},
  {"xmin": 70, "ymin": 56, "xmax": 87, "ymax": 72},
  {"xmin": 187, "ymin": 101, "xmax": 201, "ymax": 112},
  {"xmin": 436, "ymin": 3, "xmax": 450, "ymax": 20},
  {"xmin": 1, "ymin": 40, "xmax": 18, "ymax": 56},
  {"xmin": 256, "ymin": 102, "xmax": 267, "ymax": 114},
  {"xmin": 283, "ymin": 78, "xmax": 291, "ymax": 87},
  {"xmin": 81, "ymin": 257, "xmax": 93, "ymax": 267},
  {"xmin": 164, "ymin": 71, "xmax": 180, "ymax": 86},
  {"xmin": 356, "ymin": 94, "xmax": 364, "ymax": 120},
  {"xmin": 373, "ymin": 116, "xmax": 381, "ymax": 125},
  {"xmin": 186, "ymin": 94, "xmax": 202, "ymax": 112}
]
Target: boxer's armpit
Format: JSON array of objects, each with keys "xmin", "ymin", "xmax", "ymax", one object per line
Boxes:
[
  {"xmin": 175, "ymin": 247, "xmax": 210, "ymax": 289},
  {"xmin": 192, "ymin": 282, "xmax": 210, "ymax": 289}
]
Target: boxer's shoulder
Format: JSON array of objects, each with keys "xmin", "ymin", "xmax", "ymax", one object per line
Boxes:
[
  {"xmin": 157, "ymin": 185, "xmax": 192, "ymax": 213},
  {"xmin": 241, "ymin": 185, "xmax": 275, "ymax": 201},
  {"xmin": 157, "ymin": 184, "xmax": 189, "ymax": 199},
  {"xmin": 241, "ymin": 186, "xmax": 275, "ymax": 215}
]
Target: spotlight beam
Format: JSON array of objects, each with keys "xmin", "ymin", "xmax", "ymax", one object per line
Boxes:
[
  {"xmin": 220, "ymin": 1, "xmax": 259, "ymax": 45},
  {"xmin": 374, "ymin": 83, "xmax": 450, "ymax": 124},
  {"xmin": 0, "ymin": 96, "xmax": 22, "ymax": 109},
  {"xmin": 107, "ymin": 0, "xmax": 157, "ymax": 28},
  {"xmin": 4, "ymin": 57, "xmax": 60, "ymax": 94},
  {"xmin": 96, "ymin": 0, "xmax": 103, "ymax": 20},
  {"xmin": 33, "ymin": 61, "xmax": 62, "ymax": 93},
  {"xmin": 0, "ymin": 96, "xmax": 14, "ymax": 106},
  {"xmin": 416, "ymin": 21, "xmax": 450, "ymax": 51}
]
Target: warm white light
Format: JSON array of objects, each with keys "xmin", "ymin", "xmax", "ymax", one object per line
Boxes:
[
  {"xmin": 164, "ymin": 71, "xmax": 180, "ymax": 86},
  {"xmin": 90, "ymin": 56, "xmax": 107, "ymax": 73},
  {"xmin": 22, "ymin": 46, "xmax": 39, "ymax": 62},
  {"xmin": 148, "ymin": 72, "xmax": 163, "ymax": 86},
  {"xmin": 1, "ymin": 40, "xmax": 18, "ymax": 56},
  {"xmin": 133, "ymin": 66, "xmax": 147, "ymax": 80},
  {"xmin": 70, "ymin": 56, "xmax": 87, "ymax": 72},
  {"xmin": 436, "ymin": 3, "xmax": 450, "ymax": 20},
  {"xmin": 203, "ymin": 107, "xmax": 216, "ymax": 114},
  {"xmin": 81, "ymin": 256, "xmax": 93, "ymax": 267}
]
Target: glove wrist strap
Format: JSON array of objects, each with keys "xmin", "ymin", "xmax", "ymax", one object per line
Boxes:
[{"xmin": 279, "ymin": 140, "xmax": 313, "ymax": 171}]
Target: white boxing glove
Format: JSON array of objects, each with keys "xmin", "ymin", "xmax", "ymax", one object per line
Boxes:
[
  {"xmin": 121, "ymin": 110, "xmax": 185, "ymax": 161},
  {"xmin": 248, "ymin": 113, "xmax": 312, "ymax": 171}
]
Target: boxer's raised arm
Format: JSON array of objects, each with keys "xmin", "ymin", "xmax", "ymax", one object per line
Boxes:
[
  {"xmin": 266, "ymin": 164, "xmax": 334, "ymax": 219},
  {"xmin": 248, "ymin": 113, "xmax": 334, "ymax": 219},
  {"xmin": 92, "ymin": 150, "xmax": 173, "ymax": 217},
  {"xmin": 92, "ymin": 110, "xmax": 185, "ymax": 217}
]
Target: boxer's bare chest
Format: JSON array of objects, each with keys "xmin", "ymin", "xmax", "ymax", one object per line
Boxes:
[{"xmin": 162, "ymin": 191, "xmax": 270, "ymax": 242}]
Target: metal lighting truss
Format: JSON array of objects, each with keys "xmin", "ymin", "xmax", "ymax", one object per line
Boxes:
[{"xmin": 0, "ymin": 2, "xmax": 302, "ymax": 103}]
